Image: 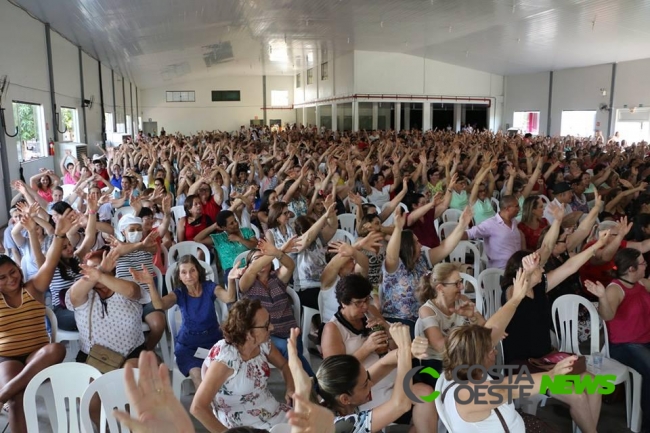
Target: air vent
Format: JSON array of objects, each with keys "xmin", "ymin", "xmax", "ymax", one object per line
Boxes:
[{"xmin": 203, "ymin": 42, "xmax": 234, "ymax": 68}]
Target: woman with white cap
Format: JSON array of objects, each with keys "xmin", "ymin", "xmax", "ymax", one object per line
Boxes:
[{"xmin": 111, "ymin": 214, "xmax": 166, "ymax": 352}]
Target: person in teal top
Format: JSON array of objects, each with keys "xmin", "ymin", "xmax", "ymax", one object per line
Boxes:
[
  {"xmin": 194, "ymin": 210, "xmax": 259, "ymax": 285},
  {"xmin": 469, "ymin": 159, "xmax": 497, "ymax": 225},
  {"xmin": 448, "ymin": 176, "xmax": 470, "ymax": 210}
]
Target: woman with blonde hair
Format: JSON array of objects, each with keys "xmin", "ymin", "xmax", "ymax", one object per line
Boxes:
[{"xmin": 415, "ymin": 262, "xmax": 486, "ymax": 387}]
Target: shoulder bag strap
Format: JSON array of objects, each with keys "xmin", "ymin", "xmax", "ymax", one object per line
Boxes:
[{"xmin": 441, "ymin": 381, "xmax": 511, "ymax": 433}]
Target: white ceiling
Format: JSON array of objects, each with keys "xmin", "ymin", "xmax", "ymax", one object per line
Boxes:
[{"xmin": 9, "ymin": 0, "xmax": 650, "ymax": 89}]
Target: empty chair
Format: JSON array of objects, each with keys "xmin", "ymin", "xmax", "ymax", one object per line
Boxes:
[
  {"xmin": 477, "ymin": 268, "xmax": 504, "ymax": 319},
  {"xmin": 337, "ymin": 213, "xmax": 356, "ymax": 236},
  {"xmin": 24, "ymin": 363, "xmax": 101, "ymax": 433},
  {"xmin": 80, "ymin": 368, "xmax": 141, "ymax": 433},
  {"xmin": 168, "ymin": 241, "xmax": 211, "ymax": 265}
]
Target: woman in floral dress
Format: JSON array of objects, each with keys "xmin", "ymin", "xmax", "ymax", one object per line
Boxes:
[{"xmin": 190, "ymin": 299, "xmax": 295, "ymax": 431}]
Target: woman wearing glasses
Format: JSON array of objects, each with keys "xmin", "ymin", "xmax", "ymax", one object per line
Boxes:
[
  {"xmin": 415, "ymin": 263, "xmax": 486, "ymax": 388},
  {"xmin": 191, "ymin": 299, "xmax": 294, "ymax": 431},
  {"xmin": 265, "ymin": 202, "xmax": 297, "ymax": 254},
  {"xmin": 320, "ymin": 274, "xmax": 438, "ymax": 432}
]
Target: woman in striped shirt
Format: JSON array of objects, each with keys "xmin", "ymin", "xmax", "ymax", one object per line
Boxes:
[{"xmin": 0, "ymin": 211, "xmax": 74, "ymax": 433}]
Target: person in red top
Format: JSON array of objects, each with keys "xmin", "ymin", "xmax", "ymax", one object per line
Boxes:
[
  {"xmin": 585, "ymin": 248, "xmax": 650, "ymax": 429},
  {"xmin": 92, "ymin": 155, "xmax": 110, "ymax": 189},
  {"xmin": 405, "ymin": 191, "xmax": 450, "ymax": 249},
  {"xmin": 177, "ymin": 195, "xmax": 214, "ymax": 244}
]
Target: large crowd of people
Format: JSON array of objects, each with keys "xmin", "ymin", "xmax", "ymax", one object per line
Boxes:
[{"xmin": 1, "ymin": 125, "xmax": 650, "ymax": 433}]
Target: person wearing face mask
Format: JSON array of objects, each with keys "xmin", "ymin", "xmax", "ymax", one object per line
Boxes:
[{"xmin": 112, "ymin": 215, "xmax": 166, "ymax": 352}]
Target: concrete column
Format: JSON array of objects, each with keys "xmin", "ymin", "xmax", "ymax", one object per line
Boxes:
[
  {"xmin": 423, "ymin": 103, "xmax": 431, "ymax": 131},
  {"xmin": 315, "ymin": 105, "xmax": 322, "ymax": 129},
  {"xmin": 404, "ymin": 104, "xmax": 411, "ymax": 130},
  {"xmin": 454, "ymin": 103, "xmax": 462, "ymax": 132},
  {"xmin": 461, "ymin": 104, "xmax": 467, "ymax": 125},
  {"xmin": 331, "ymin": 103, "xmax": 338, "ymax": 131},
  {"xmin": 372, "ymin": 103, "xmax": 379, "ymax": 130},
  {"xmin": 352, "ymin": 101, "xmax": 359, "ymax": 132},
  {"xmin": 395, "ymin": 102, "xmax": 402, "ymax": 131},
  {"xmin": 302, "ymin": 107, "xmax": 307, "ymax": 127}
]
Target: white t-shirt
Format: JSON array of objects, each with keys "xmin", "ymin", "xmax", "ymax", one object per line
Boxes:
[{"xmin": 366, "ymin": 185, "xmax": 391, "ymax": 208}]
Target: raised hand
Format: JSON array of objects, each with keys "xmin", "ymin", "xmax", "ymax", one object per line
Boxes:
[
  {"xmin": 281, "ymin": 235, "xmax": 301, "ymax": 254},
  {"xmin": 393, "ymin": 207, "xmax": 406, "ymax": 230},
  {"xmin": 459, "ymin": 205, "xmax": 474, "ymax": 227},
  {"xmin": 129, "ymin": 264, "xmax": 154, "ymax": 286},
  {"xmin": 596, "ymin": 229, "xmax": 611, "ymax": 246},
  {"xmin": 80, "ymin": 263, "xmax": 103, "ymax": 284},
  {"xmin": 547, "ymin": 202, "xmax": 565, "ymax": 223},
  {"xmin": 512, "ymin": 267, "xmax": 531, "ymax": 301},
  {"xmin": 388, "ymin": 323, "xmax": 411, "ymax": 349},
  {"xmin": 20, "ymin": 214, "xmax": 36, "ymax": 232},
  {"xmin": 521, "ymin": 251, "xmax": 540, "ymax": 274},
  {"xmin": 584, "ymin": 280, "xmax": 606, "ymax": 298},
  {"xmin": 258, "ymin": 238, "xmax": 280, "ymax": 257},
  {"xmin": 450, "ymin": 300, "xmax": 476, "ymax": 318}
]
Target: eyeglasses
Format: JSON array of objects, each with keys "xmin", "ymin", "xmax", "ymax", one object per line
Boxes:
[
  {"xmin": 439, "ymin": 280, "xmax": 463, "ymax": 288},
  {"xmin": 351, "ymin": 296, "xmax": 373, "ymax": 308},
  {"xmin": 252, "ymin": 318, "xmax": 271, "ymax": 330}
]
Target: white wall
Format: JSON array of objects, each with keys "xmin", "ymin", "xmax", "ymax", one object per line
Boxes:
[
  {"xmin": 550, "ymin": 64, "xmax": 612, "ymax": 136},
  {"xmin": 82, "ymin": 52, "xmax": 102, "ymax": 144},
  {"xmin": 504, "ymin": 72, "xmax": 551, "ymax": 134},
  {"xmin": 334, "ymin": 52, "xmax": 354, "ymax": 97},
  {"xmin": 613, "ymin": 59, "xmax": 650, "ymax": 109},
  {"xmin": 141, "ymin": 75, "xmax": 295, "ymax": 133}
]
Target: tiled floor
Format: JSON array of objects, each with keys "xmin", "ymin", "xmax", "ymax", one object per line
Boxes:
[{"xmin": 3, "ymin": 349, "xmax": 636, "ymax": 433}]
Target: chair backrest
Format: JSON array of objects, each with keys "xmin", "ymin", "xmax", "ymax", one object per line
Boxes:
[
  {"xmin": 330, "ymin": 229, "xmax": 355, "ymax": 245},
  {"xmin": 539, "ymin": 195, "xmax": 551, "ymax": 206},
  {"xmin": 167, "ymin": 304, "xmax": 182, "ymax": 346},
  {"xmin": 60, "ymin": 184, "xmax": 75, "ymax": 200},
  {"xmin": 337, "ymin": 213, "xmax": 356, "ymax": 235},
  {"xmin": 112, "ymin": 206, "xmax": 135, "ymax": 242},
  {"xmin": 250, "ymin": 224, "xmax": 261, "ymax": 240},
  {"xmin": 233, "ymin": 250, "xmax": 251, "ymax": 269},
  {"xmin": 597, "ymin": 220, "xmax": 618, "ymax": 236},
  {"xmin": 551, "ymin": 294, "xmax": 601, "ymax": 356},
  {"xmin": 160, "ymin": 244, "xmax": 169, "ymax": 269},
  {"xmin": 477, "ymin": 268, "xmax": 504, "ymax": 319},
  {"xmin": 152, "ymin": 266, "xmax": 163, "ymax": 297},
  {"xmin": 170, "ymin": 205, "xmax": 186, "ymax": 222},
  {"xmin": 24, "ymin": 363, "xmax": 102, "ymax": 433},
  {"xmin": 491, "ymin": 197, "xmax": 500, "ymax": 212},
  {"xmin": 285, "ymin": 287, "xmax": 302, "ymax": 323},
  {"xmin": 434, "ymin": 218, "xmax": 441, "ymax": 239},
  {"xmin": 45, "ymin": 307, "xmax": 57, "ymax": 343},
  {"xmin": 80, "ymin": 368, "xmax": 140, "ymax": 433},
  {"xmin": 168, "ymin": 241, "xmax": 211, "ymax": 265},
  {"xmin": 442, "ymin": 209, "xmax": 462, "ymax": 223},
  {"xmin": 459, "ymin": 272, "xmax": 479, "ymax": 302},
  {"xmin": 165, "ymin": 260, "xmax": 215, "ymax": 295},
  {"xmin": 448, "ymin": 241, "xmax": 482, "ymax": 280},
  {"xmin": 434, "ymin": 379, "xmax": 454, "ymax": 432},
  {"xmin": 438, "ymin": 222, "xmax": 458, "ymax": 241}
]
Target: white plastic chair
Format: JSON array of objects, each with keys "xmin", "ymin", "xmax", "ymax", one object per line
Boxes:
[
  {"xmin": 337, "ymin": 213, "xmax": 356, "ymax": 236},
  {"xmin": 112, "ymin": 206, "xmax": 135, "ymax": 241},
  {"xmin": 477, "ymin": 268, "xmax": 504, "ymax": 319},
  {"xmin": 60, "ymin": 184, "xmax": 75, "ymax": 200},
  {"xmin": 80, "ymin": 368, "xmax": 140, "ymax": 433},
  {"xmin": 170, "ymin": 205, "xmax": 186, "ymax": 222},
  {"xmin": 168, "ymin": 241, "xmax": 211, "ymax": 265},
  {"xmin": 141, "ymin": 267, "xmax": 171, "ymax": 368},
  {"xmin": 438, "ymin": 222, "xmax": 458, "ymax": 241},
  {"xmin": 285, "ymin": 287, "xmax": 311, "ymax": 364},
  {"xmin": 442, "ymin": 208, "xmax": 462, "ymax": 223},
  {"xmin": 448, "ymin": 240, "xmax": 483, "ymax": 282},
  {"xmin": 45, "ymin": 306, "xmax": 80, "ymax": 359},
  {"xmin": 251, "ymin": 224, "xmax": 261, "ymax": 240},
  {"xmin": 330, "ymin": 229, "xmax": 355, "ymax": 244},
  {"xmin": 553, "ymin": 295, "xmax": 643, "ymax": 432},
  {"xmin": 167, "ymin": 305, "xmax": 194, "ymax": 398},
  {"xmin": 421, "ymin": 245, "xmax": 433, "ymax": 268},
  {"xmin": 434, "ymin": 218, "xmax": 441, "ymax": 239},
  {"xmin": 539, "ymin": 194, "xmax": 551, "ymax": 206},
  {"xmin": 490, "ymin": 197, "xmax": 500, "ymax": 212},
  {"xmin": 434, "ymin": 379, "xmax": 453, "ymax": 433},
  {"xmin": 24, "ymin": 363, "xmax": 102, "ymax": 433},
  {"xmin": 459, "ymin": 272, "xmax": 478, "ymax": 301}
]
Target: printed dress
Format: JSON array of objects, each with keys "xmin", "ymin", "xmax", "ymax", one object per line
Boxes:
[{"xmin": 201, "ymin": 339, "xmax": 289, "ymax": 429}]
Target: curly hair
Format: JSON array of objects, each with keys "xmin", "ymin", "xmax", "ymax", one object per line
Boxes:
[{"xmin": 221, "ymin": 299, "xmax": 263, "ymax": 346}]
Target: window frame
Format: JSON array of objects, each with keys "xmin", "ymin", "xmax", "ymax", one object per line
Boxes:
[
  {"xmin": 60, "ymin": 106, "xmax": 79, "ymax": 142},
  {"xmin": 165, "ymin": 91, "xmax": 196, "ymax": 102},
  {"xmin": 307, "ymin": 68, "xmax": 314, "ymax": 85},
  {"xmin": 12, "ymin": 101, "xmax": 46, "ymax": 162},
  {"xmin": 321, "ymin": 62, "xmax": 329, "ymax": 81},
  {"xmin": 211, "ymin": 90, "xmax": 241, "ymax": 102}
]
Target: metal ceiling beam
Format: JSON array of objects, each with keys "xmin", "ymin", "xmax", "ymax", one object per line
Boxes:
[
  {"xmin": 45, "ymin": 23, "xmax": 58, "ymax": 141},
  {"xmin": 79, "ymin": 47, "xmax": 88, "ymax": 144}
]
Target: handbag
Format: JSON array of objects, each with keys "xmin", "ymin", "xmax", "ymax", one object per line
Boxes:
[
  {"xmin": 85, "ymin": 294, "xmax": 126, "ymax": 374},
  {"xmin": 527, "ymin": 351, "xmax": 587, "ymax": 375}
]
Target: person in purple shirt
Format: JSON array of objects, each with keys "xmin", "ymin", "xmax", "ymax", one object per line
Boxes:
[{"xmin": 463, "ymin": 195, "xmax": 524, "ymax": 270}]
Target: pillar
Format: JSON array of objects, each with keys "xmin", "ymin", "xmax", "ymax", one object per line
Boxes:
[
  {"xmin": 454, "ymin": 104, "xmax": 462, "ymax": 132},
  {"xmin": 315, "ymin": 105, "xmax": 322, "ymax": 129},
  {"xmin": 372, "ymin": 103, "xmax": 379, "ymax": 130},
  {"xmin": 404, "ymin": 104, "xmax": 411, "ymax": 130},
  {"xmin": 302, "ymin": 107, "xmax": 307, "ymax": 127},
  {"xmin": 331, "ymin": 103, "xmax": 338, "ymax": 132},
  {"xmin": 352, "ymin": 101, "xmax": 359, "ymax": 132},
  {"xmin": 423, "ymin": 103, "xmax": 431, "ymax": 131},
  {"xmin": 395, "ymin": 102, "xmax": 402, "ymax": 132}
]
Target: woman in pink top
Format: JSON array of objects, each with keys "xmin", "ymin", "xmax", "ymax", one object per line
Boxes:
[
  {"xmin": 585, "ymin": 247, "xmax": 650, "ymax": 428},
  {"xmin": 29, "ymin": 170, "xmax": 57, "ymax": 203}
]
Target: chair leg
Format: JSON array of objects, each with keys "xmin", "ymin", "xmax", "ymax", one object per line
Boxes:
[
  {"xmin": 629, "ymin": 368, "xmax": 643, "ymax": 433},
  {"xmin": 172, "ymin": 369, "xmax": 183, "ymax": 399}
]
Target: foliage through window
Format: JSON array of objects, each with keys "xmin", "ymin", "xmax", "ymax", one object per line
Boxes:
[
  {"xmin": 307, "ymin": 68, "xmax": 314, "ymax": 85},
  {"xmin": 166, "ymin": 91, "xmax": 195, "ymax": 102},
  {"xmin": 12, "ymin": 102, "xmax": 45, "ymax": 162},
  {"xmin": 60, "ymin": 107, "xmax": 78, "ymax": 142}
]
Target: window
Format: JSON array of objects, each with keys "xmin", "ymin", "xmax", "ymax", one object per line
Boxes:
[
  {"xmin": 560, "ymin": 110, "xmax": 597, "ymax": 137},
  {"xmin": 211, "ymin": 91, "xmax": 240, "ymax": 102},
  {"xmin": 614, "ymin": 108, "xmax": 650, "ymax": 144},
  {"xmin": 271, "ymin": 90, "xmax": 289, "ymax": 107},
  {"xmin": 307, "ymin": 68, "xmax": 314, "ymax": 85},
  {"xmin": 321, "ymin": 62, "xmax": 329, "ymax": 81},
  {"xmin": 166, "ymin": 91, "xmax": 195, "ymax": 102},
  {"xmin": 296, "ymin": 73, "xmax": 301, "ymax": 88},
  {"xmin": 105, "ymin": 112, "xmax": 114, "ymax": 133},
  {"xmin": 60, "ymin": 107, "xmax": 79, "ymax": 142},
  {"xmin": 12, "ymin": 102, "xmax": 45, "ymax": 162},
  {"xmin": 512, "ymin": 111, "xmax": 540, "ymax": 135}
]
